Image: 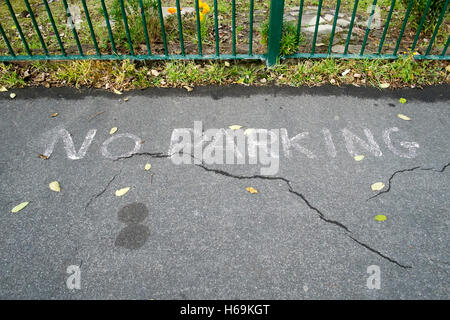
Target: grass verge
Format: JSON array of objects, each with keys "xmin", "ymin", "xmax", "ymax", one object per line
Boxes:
[{"xmin": 0, "ymin": 56, "xmax": 448, "ymax": 92}]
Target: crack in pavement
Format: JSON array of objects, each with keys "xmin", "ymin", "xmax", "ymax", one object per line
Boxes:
[
  {"xmin": 194, "ymin": 163, "xmax": 412, "ymax": 269},
  {"xmin": 112, "ymin": 152, "xmax": 170, "ymax": 162},
  {"xmin": 368, "ymin": 162, "xmax": 450, "ymax": 200},
  {"xmin": 85, "ymin": 169, "xmax": 121, "ymax": 210},
  {"xmin": 90, "ymin": 150, "xmax": 422, "ymax": 269}
]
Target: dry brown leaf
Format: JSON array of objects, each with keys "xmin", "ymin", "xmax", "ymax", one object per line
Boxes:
[{"xmin": 51, "ymin": 112, "xmax": 58, "ymax": 117}]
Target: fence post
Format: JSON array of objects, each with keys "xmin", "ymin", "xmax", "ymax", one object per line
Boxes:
[{"xmin": 266, "ymin": 0, "xmax": 285, "ymax": 67}]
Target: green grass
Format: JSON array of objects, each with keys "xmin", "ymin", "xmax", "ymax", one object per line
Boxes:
[{"xmin": 1, "ymin": 55, "xmax": 448, "ymax": 91}]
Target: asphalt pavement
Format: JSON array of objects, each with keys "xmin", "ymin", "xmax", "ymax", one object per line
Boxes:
[{"xmin": 0, "ymin": 85, "xmax": 448, "ymax": 299}]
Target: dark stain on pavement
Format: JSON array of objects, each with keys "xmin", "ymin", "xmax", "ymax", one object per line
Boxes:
[{"xmin": 115, "ymin": 203, "xmax": 150, "ymax": 250}]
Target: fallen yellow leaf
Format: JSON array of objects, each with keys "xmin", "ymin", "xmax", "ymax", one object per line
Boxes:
[
  {"xmin": 446, "ymin": 65, "xmax": 450, "ymax": 72},
  {"xmin": 354, "ymin": 155, "xmax": 365, "ymax": 161},
  {"xmin": 397, "ymin": 114, "xmax": 411, "ymax": 121},
  {"xmin": 10, "ymin": 93, "xmax": 16, "ymax": 99},
  {"xmin": 144, "ymin": 163, "xmax": 151, "ymax": 171},
  {"xmin": 229, "ymin": 125, "xmax": 243, "ymax": 130},
  {"xmin": 183, "ymin": 85, "xmax": 193, "ymax": 92},
  {"xmin": 110, "ymin": 127, "xmax": 118, "ymax": 135},
  {"xmin": 379, "ymin": 83, "xmax": 390, "ymax": 89},
  {"xmin": 11, "ymin": 201, "xmax": 29, "ymax": 213},
  {"xmin": 49, "ymin": 181, "xmax": 61, "ymax": 192},
  {"xmin": 51, "ymin": 112, "xmax": 58, "ymax": 117},
  {"xmin": 374, "ymin": 214, "xmax": 387, "ymax": 221},
  {"xmin": 246, "ymin": 187, "xmax": 258, "ymax": 194},
  {"xmin": 115, "ymin": 187, "xmax": 130, "ymax": 197},
  {"xmin": 371, "ymin": 182, "xmax": 385, "ymax": 191},
  {"xmin": 113, "ymin": 88, "xmax": 122, "ymax": 95},
  {"xmin": 0, "ymin": 86, "xmax": 8, "ymax": 92}
]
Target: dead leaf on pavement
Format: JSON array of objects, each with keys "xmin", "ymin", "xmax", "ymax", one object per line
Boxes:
[
  {"xmin": 144, "ymin": 163, "xmax": 151, "ymax": 171},
  {"xmin": 229, "ymin": 125, "xmax": 243, "ymax": 130},
  {"xmin": 39, "ymin": 154, "xmax": 49, "ymax": 160},
  {"xmin": 397, "ymin": 114, "xmax": 411, "ymax": 121},
  {"xmin": 371, "ymin": 182, "xmax": 385, "ymax": 191},
  {"xmin": 115, "ymin": 187, "xmax": 131, "ymax": 197},
  {"xmin": 10, "ymin": 93, "xmax": 16, "ymax": 99},
  {"xmin": 11, "ymin": 201, "xmax": 29, "ymax": 213},
  {"xmin": 51, "ymin": 112, "xmax": 58, "ymax": 117},
  {"xmin": 354, "ymin": 155, "xmax": 365, "ymax": 161},
  {"xmin": 374, "ymin": 214, "xmax": 387, "ymax": 221},
  {"xmin": 246, "ymin": 187, "xmax": 258, "ymax": 194},
  {"xmin": 49, "ymin": 181, "xmax": 61, "ymax": 192},
  {"xmin": 110, "ymin": 127, "xmax": 118, "ymax": 135},
  {"xmin": 113, "ymin": 88, "xmax": 122, "ymax": 95}
]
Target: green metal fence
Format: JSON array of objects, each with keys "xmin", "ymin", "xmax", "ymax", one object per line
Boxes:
[{"xmin": 0, "ymin": 0, "xmax": 448, "ymax": 66}]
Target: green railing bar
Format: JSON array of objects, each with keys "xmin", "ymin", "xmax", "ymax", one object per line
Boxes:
[
  {"xmin": 328, "ymin": 0, "xmax": 341, "ymax": 55},
  {"xmin": 0, "ymin": 22, "xmax": 15, "ymax": 57},
  {"xmin": 194, "ymin": 0, "xmax": 202, "ymax": 56},
  {"xmin": 232, "ymin": 0, "xmax": 237, "ymax": 56},
  {"xmin": 24, "ymin": 0, "xmax": 49, "ymax": 56},
  {"xmin": 157, "ymin": 0, "xmax": 168, "ymax": 56},
  {"xmin": 311, "ymin": 0, "xmax": 323, "ymax": 55},
  {"xmin": 283, "ymin": 52, "xmax": 449, "ymax": 60},
  {"xmin": 5, "ymin": 0, "xmax": 32, "ymax": 56},
  {"xmin": 442, "ymin": 36, "xmax": 449, "ymax": 56},
  {"xmin": 0, "ymin": 53, "xmax": 266, "ymax": 62},
  {"xmin": 118, "ymin": 0, "xmax": 134, "ymax": 56},
  {"xmin": 425, "ymin": 0, "xmax": 449, "ymax": 56},
  {"xmin": 249, "ymin": 0, "xmax": 254, "ymax": 55},
  {"xmin": 61, "ymin": 0, "xmax": 83, "ymax": 56},
  {"xmin": 393, "ymin": 0, "xmax": 413, "ymax": 56},
  {"xmin": 295, "ymin": 0, "xmax": 304, "ymax": 50},
  {"xmin": 81, "ymin": 0, "xmax": 100, "ymax": 56},
  {"xmin": 175, "ymin": 0, "xmax": 185, "ymax": 56},
  {"xmin": 411, "ymin": 0, "xmax": 432, "ymax": 52},
  {"xmin": 214, "ymin": 0, "xmax": 220, "ymax": 56},
  {"xmin": 377, "ymin": 0, "xmax": 396, "ymax": 55},
  {"xmin": 138, "ymin": 0, "xmax": 151, "ymax": 55},
  {"xmin": 266, "ymin": 0, "xmax": 285, "ymax": 66},
  {"xmin": 43, "ymin": 0, "xmax": 66, "ymax": 56},
  {"xmin": 100, "ymin": 0, "xmax": 117, "ymax": 55},
  {"xmin": 360, "ymin": 0, "xmax": 378, "ymax": 56},
  {"xmin": 344, "ymin": 0, "xmax": 359, "ymax": 55}
]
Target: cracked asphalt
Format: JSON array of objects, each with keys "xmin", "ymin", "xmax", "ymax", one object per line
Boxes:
[{"xmin": 0, "ymin": 85, "xmax": 449, "ymax": 299}]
